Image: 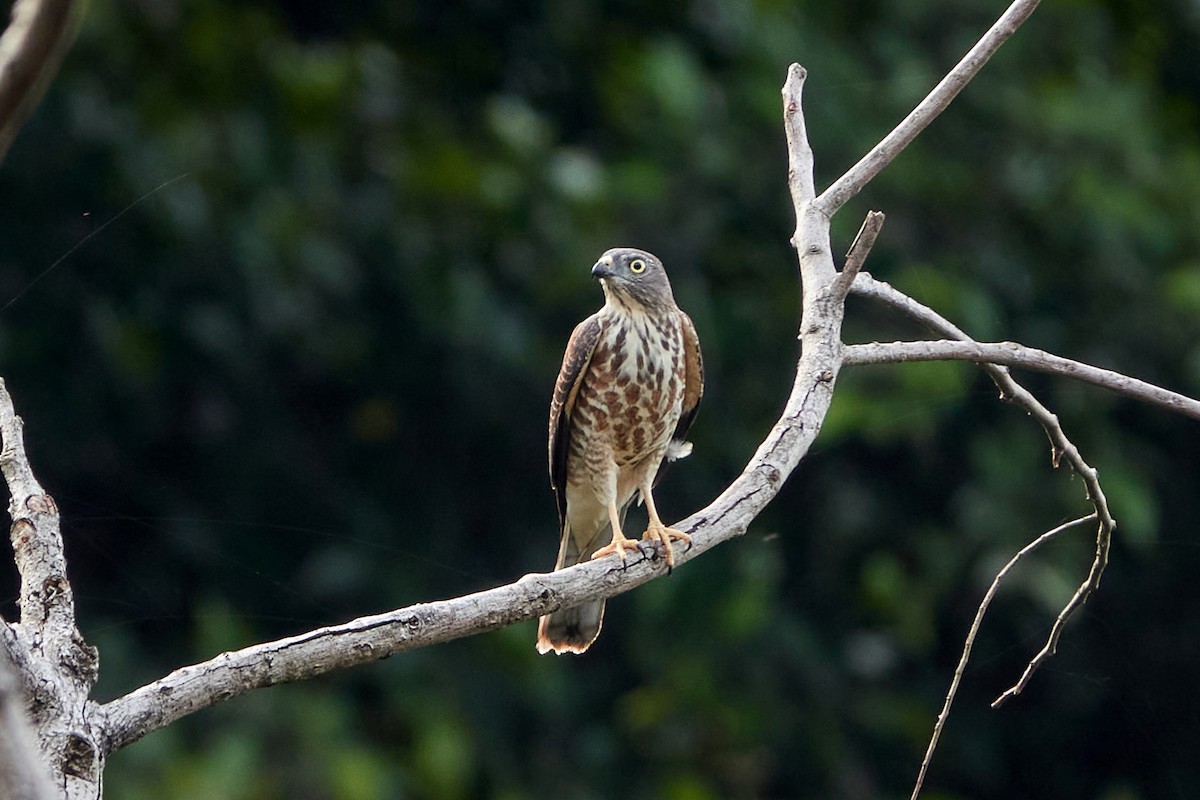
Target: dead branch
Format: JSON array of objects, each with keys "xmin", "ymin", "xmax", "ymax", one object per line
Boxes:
[
  {"xmin": 909, "ymin": 514, "xmax": 1096, "ymax": 800},
  {"xmin": 847, "ymin": 272, "xmax": 1115, "ymax": 795},
  {"xmin": 848, "ymin": 272, "xmax": 1116, "ymax": 692},
  {"xmin": 0, "ymin": 378, "xmax": 78, "ymax": 636},
  {"xmin": 0, "ymin": 644, "xmax": 56, "ymax": 800},
  {"xmin": 816, "ymin": 0, "xmax": 1040, "ymax": 214},
  {"xmin": 831, "ymin": 210, "xmax": 885, "ymax": 301},
  {"xmin": 0, "ymin": 0, "xmax": 83, "ymax": 164},
  {"xmin": 844, "ymin": 339, "xmax": 1200, "ymax": 420},
  {"xmin": 1, "ymin": 379, "xmax": 102, "ymax": 799},
  {"xmin": 0, "ymin": 2, "xmax": 1146, "ymax": 797},
  {"xmin": 48, "ymin": 0, "xmax": 1052, "ymax": 773},
  {"xmin": 94, "ymin": 4, "xmax": 1054, "ymax": 757}
]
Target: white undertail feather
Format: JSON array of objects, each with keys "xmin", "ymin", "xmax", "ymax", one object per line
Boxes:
[{"xmin": 666, "ymin": 440, "xmax": 693, "ymax": 461}]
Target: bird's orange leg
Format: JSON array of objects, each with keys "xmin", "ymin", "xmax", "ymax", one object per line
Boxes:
[
  {"xmin": 590, "ymin": 499, "xmax": 641, "ymax": 563},
  {"xmin": 640, "ymin": 485, "xmax": 691, "ymax": 569}
]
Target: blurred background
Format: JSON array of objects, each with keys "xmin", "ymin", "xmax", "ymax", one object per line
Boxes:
[{"xmin": 1, "ymin": 0, "xmax": 1199, "ymax": 798}]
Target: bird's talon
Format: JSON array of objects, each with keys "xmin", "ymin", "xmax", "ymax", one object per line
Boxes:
[
  {"xmin": 591, "ymin": 537, "xmax": 640, "ymax": 563},
  {"xmin": 641, "ymin": 525, "xmax": 692, "ymax": 569}
]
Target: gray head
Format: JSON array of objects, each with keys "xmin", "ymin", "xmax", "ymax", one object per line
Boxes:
[{"xmin": 591, "ymin": 247, "xmax": 676, "ymax": 311}]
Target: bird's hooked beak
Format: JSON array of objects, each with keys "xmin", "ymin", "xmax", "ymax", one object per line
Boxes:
[{"xmin": 591, "ymin": 255, "xmax": 615, "ymax": 280}]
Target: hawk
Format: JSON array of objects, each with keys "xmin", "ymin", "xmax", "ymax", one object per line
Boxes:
[{"xmin": 536, "ymin": 247, "xmax": 704, "ymax": 655}]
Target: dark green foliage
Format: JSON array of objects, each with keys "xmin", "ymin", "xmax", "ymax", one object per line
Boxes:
[{"xmin": 1, "ymin": 0, "xmax": 1198, "ymax": 797}]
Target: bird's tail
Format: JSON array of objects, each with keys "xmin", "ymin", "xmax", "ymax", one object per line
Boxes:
[{"xmin": 536, "ymin": 506, "xmax": 627, "ymax": 655}]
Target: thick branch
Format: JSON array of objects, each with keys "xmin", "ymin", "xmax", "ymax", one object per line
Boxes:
[
  {"xmin": 100, "ymin": 560, "xmax": 650, "ymax": 752},
  {"xmin": 843, "ymin": 340, "xmax": 1200, "ymax": 421},
  {"xmin": 0, "ymin": 0, "xmax": 82, "ymax": 164},
  {"xmin": 99, "ymin": 318, "xmax": 843, "ymax": 753},
  {"xmin": 0, "ymin": 379, "xmax": 77, "ymax": 635},
  {"xmin": 0, "ymin": 380, "xmax": 67, "ymax": 644},
  {"xmin": 0, "ymin": 380, "xmax": 101, "ymax": 798},
  {"xmin": 816, "ymin": 0, "xmax": 1040, "ymax": 214},
  {"xmin": 0, "ymin": 645, "xmax": 56, "ymax": 800}
]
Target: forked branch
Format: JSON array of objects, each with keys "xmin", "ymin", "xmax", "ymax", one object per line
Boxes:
[
  {"xmin": 910, "ymin": 514, "xmax": 1096, "ymax": 800},
  {"xmin": 848, "ymin": 273, "xmax": 1115, "ymax": 696},
  {"xmin": 847, "ymin": 273, "xmax": 1115, "ymax": 797},
  {"xmin": 0, "ymin": 5, "xmax": 1151, "ymax": 800}
]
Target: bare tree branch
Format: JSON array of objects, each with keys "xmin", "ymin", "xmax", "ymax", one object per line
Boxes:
[
  {"xmin": 95, "ymin": 15, "xmax": 1054, "ymax": 762},
  {"xmin": 0, "ymin": 0, "xmax": 83, "ymax": 164},
  {"xmin": 843, "ymin": 339, "xmax": 1200, "ymax": 421},
  {"xmin": 830, "ymin": 210, "xmax": 885, "ymax": 301},
  {"xmin": 783, "ymin": 63, "xmax": 816, "ymax": 210},
  {"xmin": 816, "ymin": 0, "xmax": 1040, "ymax": 215},
  {"xmin": 99, "ymin": 556, "xmax": 665, "ymax": 752},
  {"xmin": 0, "ymin": 378, "xmax": 78, "ymax": 638},
  {"xmin": 0, "ymin": 644, "xmax": 56, "ymax": 800},
  {"xmin": 850, "ymin": 274, "xmax": 1115, "ymax": 680},
  {"xmin": 910, "ymin": 514, "xmax": 1096, "ymax": 800},
  {"xmin": 0, "ymin": 380, "xmax": 101, "ymax": 798},
  {"xmin": 0, "ymin": 0, "xmax": 1171, "ymax": 794},
  {"xmin": 849, "ymin": 272, "xmax": 1115, "ymax": 790},
  {"xmin": 783, "ymin": 63, "xmax": 839, "ymax": 305},
  {"xmin": 98, "ymin": 343, "xmax": 838, "ymax": 748}
]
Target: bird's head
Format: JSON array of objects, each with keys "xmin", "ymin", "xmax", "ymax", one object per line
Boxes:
[{"xmin": 591, "ymin": 247, "xmax": 676, "ymax": 310}]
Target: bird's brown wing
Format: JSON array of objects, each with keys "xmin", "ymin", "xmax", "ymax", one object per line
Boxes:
[
  {"xmin": 673, "ymin": 310, "xmax": 704, "ymax": 444},
  {"xmin": 549, "ymin": 313, "xmax": 603, "ymax": 528}
]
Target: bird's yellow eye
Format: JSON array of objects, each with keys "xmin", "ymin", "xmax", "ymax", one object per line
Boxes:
[{"xmin": 629, "ymin": 258, "xmax": 646, "ymax": 274}]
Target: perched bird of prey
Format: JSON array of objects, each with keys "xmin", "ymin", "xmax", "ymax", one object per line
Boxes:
[{"xmin": 536, "ymin": 247, "xmax": 704, "ymax": 655}]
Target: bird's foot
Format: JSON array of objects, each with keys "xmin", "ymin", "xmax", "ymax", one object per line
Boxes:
[
  {"xmin": 591, "ymin": 536, "xmax": 642, "ymax": 564},
  {"xmin": 642, "ymin": 524, "xmax": 692, "ymax": 569}
]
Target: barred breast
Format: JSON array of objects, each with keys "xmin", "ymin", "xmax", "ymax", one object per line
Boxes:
[{"xmin": 567, "ymin": 308, "xmax": 686, "ymax": 484}]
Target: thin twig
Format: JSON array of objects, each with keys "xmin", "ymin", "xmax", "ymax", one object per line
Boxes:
[
  {"xmin": 843, "ymin": 340, "xmax": 1200, "ymax": 422},
  {"xmin": 816, "ymin": 0, "xmax": 1041, "ymax": 214},
  {"xmin": 831, "ymin": 210, "xmax": 885, "ymax": 301},
  {"xmin": 849, "ymin": 272, "xmax": 1115, "ymax": 785},
  {"xmin": 910, "ymin": 514, "xmax": 1096, "ymax": 800},
  {"xmin": 990, "ymin": 538, "xmax": 1107, "ymax": 706}
]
